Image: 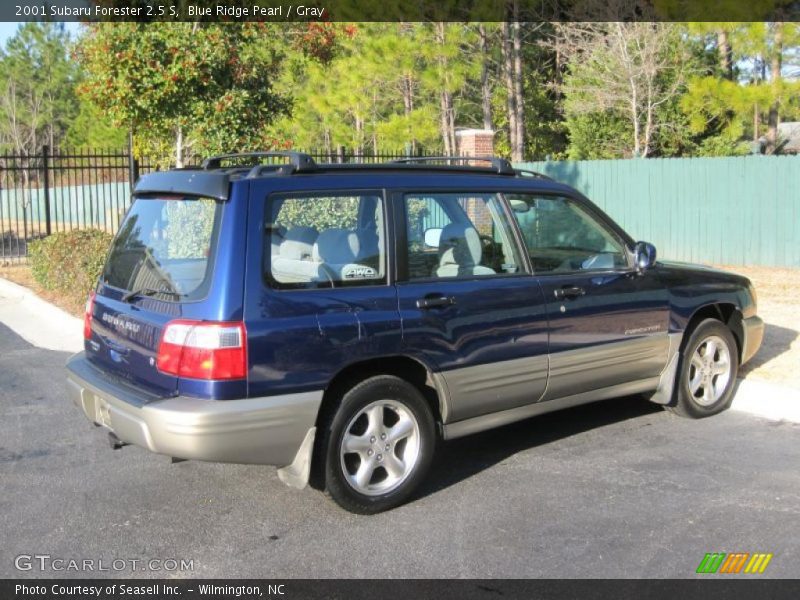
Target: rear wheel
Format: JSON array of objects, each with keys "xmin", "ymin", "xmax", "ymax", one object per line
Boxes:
[
  {"xmin": 320, "ymin": 375, "xmax": 436, "ymax": 514},
  {"xmin": 669, "ymin": 318, "xmax": 739, "ymax": 418}
]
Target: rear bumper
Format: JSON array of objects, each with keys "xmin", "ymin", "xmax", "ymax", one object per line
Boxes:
[
  {"xmin": 741, "ymin": 315, "xmax": 765, "ymax": 365},
  {"xmin": 65, "ymin": 352, "xmax": 322, "ymax": 467}
]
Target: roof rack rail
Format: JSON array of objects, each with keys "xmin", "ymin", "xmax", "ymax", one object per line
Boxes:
[
  {"xmin": 390, "ymin": 155, "xmax": 516, "ymax": 176},
  {"xmin": 244, "ymin": 164, "xmax": 297, "ymax": 179},
  {"xmin": 201, "ymin": 151, "xmax": 317, "ymax": 173},
  {"xmin": 514, "ymin": 168, "xmax": 554, "ymax": 181}
]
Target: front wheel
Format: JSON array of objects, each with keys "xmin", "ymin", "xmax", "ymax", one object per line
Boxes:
[
  {"xmin": 321, "ymin": 375, "xmax": 436, "ymax": 514},
  {"xmin": 669, "ymin": 318, "xmax": 739, "ymax": 418}
]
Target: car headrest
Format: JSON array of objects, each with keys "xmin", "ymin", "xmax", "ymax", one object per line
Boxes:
[
  {"xmin": 439, "ymin": 222, "xmax": 482, "ymax": 267},
  {"xmin": 280, "ymin": 226, "xmax": 319, "ymax": 260},
  {"xmin": 313, "ymin": 229, "xmax": 361, "ymax": 264}
]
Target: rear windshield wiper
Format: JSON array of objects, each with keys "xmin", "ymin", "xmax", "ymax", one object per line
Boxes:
[{"xmin": 121, "ymin": 287, "xmax": 182, "ymax": 303}]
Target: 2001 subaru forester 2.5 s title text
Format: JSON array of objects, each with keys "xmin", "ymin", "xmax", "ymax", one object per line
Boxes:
[{"xmin": 65, "ymin": 153, "xmax": 764, "ymax": 513}]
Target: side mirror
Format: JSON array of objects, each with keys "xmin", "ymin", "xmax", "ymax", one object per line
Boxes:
[
  {"xmin": 633, "ymin": 241, "xmax": 657, "ymax": 271},
  {"xmin": 424, "ymin": 227, "xmax": 443, "ymax": 249}
]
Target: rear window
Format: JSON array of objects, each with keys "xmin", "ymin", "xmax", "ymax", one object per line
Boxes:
[{"xmin": 102, "ymin": 196, "xmax": 221, "ymax": 301}]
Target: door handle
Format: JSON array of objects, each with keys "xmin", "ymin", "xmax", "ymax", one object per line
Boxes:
[
  {"xmin": 554, "ymin": 286, "xmax": 586, "ymax": 300},
  {"xmin": 416, "ymin": 295, "xmax": 456, "ymax": 309}
]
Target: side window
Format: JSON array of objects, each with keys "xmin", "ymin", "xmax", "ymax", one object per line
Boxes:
[
  {"xmin": 403, "ymin": 192, "xmax": 523, "ymax": 280},
  {"xmin": 265, "ymin": 193, "xmax": 386, "ymax": 289},
  {"xmin": 508, "ymin": 194, "xmax": 628, "ymax": 273}
]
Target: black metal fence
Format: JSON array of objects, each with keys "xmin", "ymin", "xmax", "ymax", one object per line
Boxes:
[{"xmin": 0, "ymin": 146, "xmax": 433, "ymax": 262}]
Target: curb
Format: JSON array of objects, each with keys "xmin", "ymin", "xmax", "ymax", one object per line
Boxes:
[{"xmin": 0, "ymin": 276, "xmax": 83, "ymax": 353}]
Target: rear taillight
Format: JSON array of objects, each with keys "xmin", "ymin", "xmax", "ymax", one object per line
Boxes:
[
  {"xmin": 83, "ymin": 291, "xmax": 96, "ymax": 340},
  {"xmin": 156, "ymin": 320, "xmax": 247, "ymax": 380}
]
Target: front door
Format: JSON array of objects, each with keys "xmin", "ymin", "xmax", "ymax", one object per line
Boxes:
[
  {"xmin": 507, "ymin": 193, "xmax": 671, "ymax": 401},
  {"xmin": 393, "ymin": 190, "xmax": 549, "ymax": 422}
]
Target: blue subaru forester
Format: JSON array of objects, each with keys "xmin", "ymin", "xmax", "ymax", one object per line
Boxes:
[{"xmin": 66, "ymin": 153, "xmax": 764, "ymax": 513}]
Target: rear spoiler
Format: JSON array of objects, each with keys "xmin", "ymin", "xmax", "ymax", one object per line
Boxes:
[{"xmin": 133, "ymin": 170, "xmax": 230, "ymax": 201}]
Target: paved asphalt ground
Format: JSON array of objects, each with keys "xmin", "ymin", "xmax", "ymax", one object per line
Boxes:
[{"xmin": 1, "ymin": 322, "xmax": 799, "ymax": 579}]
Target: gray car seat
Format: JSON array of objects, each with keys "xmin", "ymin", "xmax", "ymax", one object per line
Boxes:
[
  {"xmin": 271, "ymin": 226, "xmax": 320, "ymax": 283},
  {"xmin": 436, "ymin": 223, "xmax": 495, "ymax": 277},
  {"xmin": 313, "ymin": 229, "xmax": 380, "ymax": 282},
  {"xmin": 268, "ymin": 225, "xmax": 287, "ymax": 259}
]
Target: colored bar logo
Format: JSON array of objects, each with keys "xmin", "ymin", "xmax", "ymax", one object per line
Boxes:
[{"xmin": 696, "ymin": 552, "xmax": 773, "ymax": 574}]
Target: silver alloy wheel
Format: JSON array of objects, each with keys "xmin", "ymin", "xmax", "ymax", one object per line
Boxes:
[
  {"xmin": 688, "ymin": 335, "xmax": 732, "ymax": 406},
  {"xmin": 339, "ymin": 400, "xmax": 421, "ymax": 496}
]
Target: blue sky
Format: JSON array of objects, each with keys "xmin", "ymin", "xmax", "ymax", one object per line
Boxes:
[{"xmin": 0, "ymin": 22, "xmax": 81, "ymax": 49}]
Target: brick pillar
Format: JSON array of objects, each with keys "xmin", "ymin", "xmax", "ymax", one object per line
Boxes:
[
  {"xmin": 455, "ymin": 129, "xmax": 496, "ymax": 236},
  {"xmin": 456, "ymin": 128, "xmax": 495, "ymax": 158}
]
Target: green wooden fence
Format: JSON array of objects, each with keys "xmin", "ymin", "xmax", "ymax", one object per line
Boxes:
[{"xmin": 515, "ymin": 156, "xmax": 800, "ymax": 268}]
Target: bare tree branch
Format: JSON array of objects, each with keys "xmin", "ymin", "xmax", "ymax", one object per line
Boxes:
[{"xmin": 550, "ymin": 22, "xmax": 696, "ymax": 157}]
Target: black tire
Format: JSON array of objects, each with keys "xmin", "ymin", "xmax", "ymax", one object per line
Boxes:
[
  {"xmin": 319, "ymin": 375, "xmax": 436, "ymax": 514},
  {"xmin": 668, "ymin": 318, "xmax": 739, "ymax": 418}
]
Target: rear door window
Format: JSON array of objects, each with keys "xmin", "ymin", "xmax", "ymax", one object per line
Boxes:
[
  {"xmin": 102, "ymin": 196, "xmax": 221, "ymax": 301},
  {"xmin": 265, "ymin": 192, "xmax": 386, "ymax": 289}
]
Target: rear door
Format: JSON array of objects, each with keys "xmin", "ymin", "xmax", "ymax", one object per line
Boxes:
[
  {"xmin": 87, "ymin": 194, "xmax": 224, "ymax": 397},
  {"xmin": 244, "ymin": 186, "xmax": 401, "ymax": 398},
  {"xmin": 393, "ymin": 190, "xmax": 549, "ymax": 423}
]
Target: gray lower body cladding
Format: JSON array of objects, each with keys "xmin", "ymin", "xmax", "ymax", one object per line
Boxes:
[
  {"xmin": 440, "ymin": 334, "xmax": 676, "ymax": 438},
  {"xmin": 66, "ymin": 352, "xmax": 321, "ymax": 467}
]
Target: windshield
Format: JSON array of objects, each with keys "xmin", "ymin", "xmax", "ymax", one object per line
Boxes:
[{"xmin": 102, "ymin": 196, "xmax": 222, "ymax": 301}]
